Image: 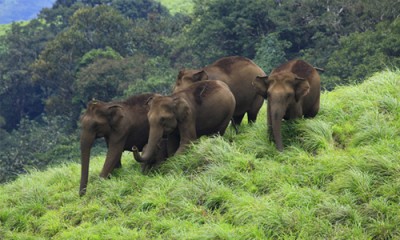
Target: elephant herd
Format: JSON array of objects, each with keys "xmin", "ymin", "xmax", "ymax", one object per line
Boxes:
[{"xmin": 79, "ymin": 56, "xmax": 321, "ymax": 196}]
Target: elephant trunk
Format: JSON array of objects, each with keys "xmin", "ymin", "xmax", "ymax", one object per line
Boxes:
[
  {"xmin": 269, "ymin": 102, "xmax": 286, "ymax": 152},
  {"xmin": 79, "ymin": 131, "xmax": 96, "ymax": 196},
  {"xmin": 132, "ymin": 146, "xmax": 143, "ymax": 162},
  {"xmin": 133, "ymin": 127, "xmax": 163, "ymax": 163}
]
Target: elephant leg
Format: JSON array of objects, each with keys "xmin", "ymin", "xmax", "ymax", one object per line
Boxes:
[
  {"xmin": 218, "ymin": 116, "xmax": 233, "ymax": 136},
  {"xmin": 114, "ymin": 159, "xmax": 122, "ymax": 169},
  {"xmin": 233, "ymin": 114, "xmax": 245, "ymax": 126},
  {"xmin": 247, "ymin": 111, "xmax": 258, "ymax": 124},
  {"xmin": 304, "ymin": 98, "xmax": 320, "ymax": 118},
  {"xmin": 230, "ymin": 119, "xmax": 239, "ymax": 134},
  {"xmin": 267, "ymin": 102, "xmax": 273, "ymax": 141},
  {"xmin": 99, "ymin": 144, "xmax": 124, "ymax": 178},
  {"xmin": 167, "ymin": 134, "xmax": 180, "ymax": 157},
  {"xmin": 247, "ymin": 97, "xmax": 264, "ymax": 123}
]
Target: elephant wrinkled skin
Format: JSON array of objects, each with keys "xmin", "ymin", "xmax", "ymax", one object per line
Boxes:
[
  {"xmin": 133, "ymin": 80, "xmax": 235, "ymax": 163},
  {"xmin": 252, "ymin": 59, "xmax": 321, "ymax": 151},
  {"xmin": 173, "ymin": 56, "xmax": 265, "ymax": 127},
  {"xmin": 79, "ymin": 93, "xmax": 167, "ymax": 196}
]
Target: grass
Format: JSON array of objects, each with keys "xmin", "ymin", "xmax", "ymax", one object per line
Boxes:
[
  {"xmin": 1, "ymin": 70, "xmax": 400, "ymax": 239},
  {"xmin": 156, "ymin": 0, "xmax": 194, "ymax": 15}
]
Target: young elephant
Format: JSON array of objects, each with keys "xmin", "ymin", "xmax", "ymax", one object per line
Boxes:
[
  {"xmin": 173, "ymin": 56, "xmax": 265, "ymax": 127},
  {"xmin": 252, "ymin": 59, "xmax": 321, "ymax": 151},
  {"xmin": 133, "ymin": 80, "xmax": 235, "ymax": 163},
  {"xmin": 79, "ymin": 93, "xmax": 167, "ymax": 196}
]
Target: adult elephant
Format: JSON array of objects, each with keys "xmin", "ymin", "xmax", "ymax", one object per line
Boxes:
[
  {"xmin": 173, "ymin": 56, "xmax": 265, "ymax": 127},
  {"xmin": 252, "ymin": 59, "xmax": 321, "ymax": 151},
  {"xmin": 79, "ymin": 93, "xmax": 167, "ymax": 196},
  {"xmin": 133, "ymin": 80, "xmax": 235, "ymax": 163}
]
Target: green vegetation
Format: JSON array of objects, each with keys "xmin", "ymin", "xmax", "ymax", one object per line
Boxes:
[
  {"xmin": 1, "ymin": 70, "xmax": 399, "ymax": 239},
  {"xmin": 156, "ymin": 0, "xmax": 193, "ymax": 14},
  {"xmin": 0, "ymin": 24, "xmax": 10, "ymax": 36}
]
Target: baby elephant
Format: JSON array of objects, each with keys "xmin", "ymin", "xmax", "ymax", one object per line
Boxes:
[
  {"xmin": 252, "ymin": 59, "xmax": 321, "ymax": 151},
  {"xmin": 133, "ymin": 80, "xmax": 235, "ymax": 163}
]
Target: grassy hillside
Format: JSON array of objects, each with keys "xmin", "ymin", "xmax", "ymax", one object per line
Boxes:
[
  {"xmin": 1, "ymin": 70, "xmax": 399, "ymax": 239},
  {"xmin": 156, "ymin": 0, "xmax": 193, "ymax": 14}
]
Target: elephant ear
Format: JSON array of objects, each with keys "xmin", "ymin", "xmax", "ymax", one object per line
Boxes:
[
  {"xmin": 177, "ymin": 69, "xmax": 186, "ymax": 80},
  {"xmin": 192, "ymin": 70, "xmax": 208, "ymax": 82},
  {"xmin": 173, "ymin": 97, "xmax": 191, "ymax": 122},
  {"xmin": 105, "ymin": 104, "xmax": 124, "ymax": 128},
  {"xmin": 294, "ymin": 76, "xmax": 310, "ymax": 102},
  {"xmin": 252, "ymin": 76, "xmax": 269, "ymax": 98}
]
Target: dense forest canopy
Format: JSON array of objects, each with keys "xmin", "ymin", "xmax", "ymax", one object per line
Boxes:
[{"xmin": 0, "ymin": 0, "xmax": 399, "ymax": 182}]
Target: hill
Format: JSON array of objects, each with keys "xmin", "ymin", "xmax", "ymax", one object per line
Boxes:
[
  {"xmin": 156, "ymin": 0, "xmax": 193, "ymax": 14},
  {"xmin": 0, "ymin": 70, "xmax": 399, "ymax": 239}
]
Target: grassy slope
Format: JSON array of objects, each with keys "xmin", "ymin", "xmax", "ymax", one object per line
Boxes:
[
  {"xmin": 1, "ymin": 70, "xmax": 399, "ymax": 239},
  {"xmin": 156, "ymin": 0, "xmax": 193, "ymax": 14}
]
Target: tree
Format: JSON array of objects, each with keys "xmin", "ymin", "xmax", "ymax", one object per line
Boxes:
[
  {"xmin": 0, "ymin": 20, "xmax": 54, "ymax": 130},
  {"xmin": 325, "ymin": 20, "xmax": 400, "ymax": 89},
  {"xmin": 0, "ymin": 116, "xmax": 78, "ymax": 183},
  {"xmin": 31, "ymin": 5, "xmax": 135, "ymax": 125},
  {"xmin": 186, "ymin": 0, "xmax": 276, "ymax": 65},
  {"xmin": 254, "ymin": 33, "xmax": 291, "ymax": 74}
]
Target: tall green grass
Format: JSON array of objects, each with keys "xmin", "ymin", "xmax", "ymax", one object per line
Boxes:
[{"xmin": 1, "ymin": 70, "xmax": 399, "ymax": 239}]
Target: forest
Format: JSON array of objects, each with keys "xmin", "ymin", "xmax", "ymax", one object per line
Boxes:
[{"xmin": 0, "ymin": 0, "xmax": 399, "ymax": 182}]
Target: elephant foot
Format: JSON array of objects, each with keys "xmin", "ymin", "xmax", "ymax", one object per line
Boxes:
[
  {"xmin": 140, "ymin": 163, "xmax": 154, "ymax": 174},
  {"xmin": 79, "ymin": 188, "xmax": 87, "ymax": 197}
]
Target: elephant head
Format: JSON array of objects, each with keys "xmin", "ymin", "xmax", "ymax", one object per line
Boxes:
[
  {"xmin": 173, "ymin": 69, "xmax": 208, "ymax": 92},
  {"xmin": 253, "ymin": 72, "xmax": 310, "ymax": 151},
  {"xmin": 79, "ymin": 100, "xmax": 125, "ymax": 196},
  {"xmin": 133, "ymin": 94, "xmax": 193, "ymax": 163}
]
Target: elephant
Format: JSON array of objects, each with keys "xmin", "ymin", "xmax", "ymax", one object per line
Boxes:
[
  {"xmin": 252, "ymin": 59, "xmax": 321, "ymax": 151},
  {"xmin": 173, "ymin": 56, "xmax": 265, "ymax": 128},
  {"xmin": 79, "ymin": 93, "xmax": 167, "ymax": 196},
  {"xmin": 133, "ymin": 80, "xmax": 235, "ymax": 163}
]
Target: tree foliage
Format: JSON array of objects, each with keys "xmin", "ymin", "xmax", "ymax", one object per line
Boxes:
[
  {"xmin": 0, "ymin": 116, "xmax": 78, "ymax": 183},
  {"xmin": 31, "ymin": 5, "xmax": 135, "ymax": 124},
  {"xmin": 254, "ymin": 33, "xmax": 291, "ymax": 74},
  {"xmin": 325, "ymin": 19, "xmax": 400, "ymax": 89},
  {"xmin": 0, "ymin": 20, "xmax": 54, "ymax": 130}
]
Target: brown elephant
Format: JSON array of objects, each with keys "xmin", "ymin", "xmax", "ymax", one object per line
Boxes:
[
  {"xmin": 173, "ymin": 56, "xmax": 265, "ymax": 127},
  {"xmin": 252, "ymin": 59, "xmax": 321, "ymax": 151},
  {"xmin": 79, "ymin": 93, "xmax": 167, "ymax": 196},
  {"xmin": 133, "ymin": 80, "xmax": 235, "ymax": 163}
]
